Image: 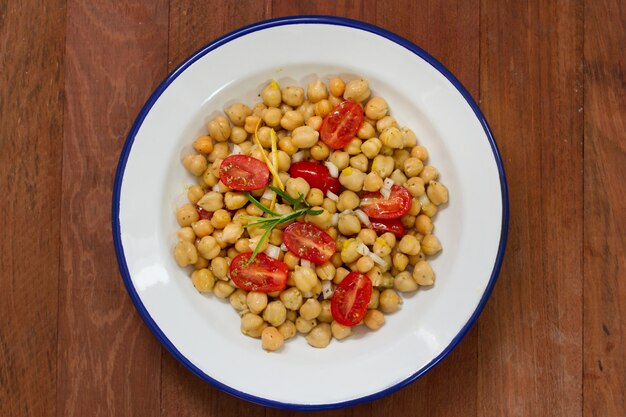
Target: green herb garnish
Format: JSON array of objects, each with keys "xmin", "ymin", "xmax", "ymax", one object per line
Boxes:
[{"xmin": 241, "ymin": 186, "xmax": 323, "ymax": 263}]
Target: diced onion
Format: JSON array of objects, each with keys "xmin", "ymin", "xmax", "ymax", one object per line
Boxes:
[
  {"xmin": 342, "ymin": 209, "xmax": 353, "ymax": 215},
  {"xmin": 326, "ymin": 190, "xmax": 339, "ymax": 201},
  {"xmin": 332, "ymin": 213, "xmax": 339, "ymax": 226},
  {"xmin": 381, "ymin": 178, "xmax": 394, "ymax": 199},
  {"xmin": 265, "ymin": 244, "xmax": 281, "ymax": 259},
  {"xmin": 231, "ymin": 144, "xmax": 242, "ymax": 155},
  {"xmin": 212, "ymin": 184, "xmax": 221, "ymax": 192},
  {"xmin": 419, "ymin": 193, "xmax": 431, "ymax": 206},
  {"xmin": 356, "ymin": 242, "xmax": 370, "ymax": 256},
  {"xmin": 369, "ymin": 252, "xmax": 387, "ymax": 268},
  {"xmin": 280, "ymin": 243, "xmax": 288, "ymax": 252},
  {"xmin": 324, "ymin": 161, "xmax": 339, "ymax": 178},
  {"xmin": 354, "ymin": 209, "xmax": 371, "ymax": 227},
  {"xmin": 322, "ymin": 280, "xmax": 334, "ymax": 299},
  {"xmin": 262, "ymin": 189, "xmax": 275, "ymax": 200},
  {"xmin": 292, "ymin": 151, "xmax": 306, "ymax": 162},
  {"xmin": 359, "ymin": 198, "xmax": 377, "ymax": 207},
  {"xmin": 301, "ymin": 259, "xmax": 312, "ymax": 269}
]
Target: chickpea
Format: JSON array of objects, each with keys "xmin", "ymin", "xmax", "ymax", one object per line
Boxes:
[
  {"xmin": 339, "ymin": 167, "xmax": 365, "ymax": 192},
  {"xmin": 421, "ymin": 199, "xmax": 438, "ymax": 217},
  {"xmin": 421, "ymin": 234, "xmax": 442, "ymax": 255},
  {"xmin": 306, "ymin": 323, "xmax": 332, "ymax": 348},
  {"xmin": 278, "ymin": 136, "xmax": 297, "ymax": 155},
  {"xmin": 392, "ymin": 252, "xmax": 409, "ymax": 271},
  {"xmin": 391, "ymin": 169, "xmax": 408, "ymax": 186},
  {"xmin": 278, "ymin": 320, "xmax": 297, "ymax": 340},
  {"xmin": 306, "ymin": 79, "xmax": 328, "ymax": 103},
  {"xmin": 282, "ymin": 86, "xmax": 305, "ymax": 107},
  {"xmin": 427, "ymin": 181, "xmax": 449, "ymax": 205},
  {"xmin": 405, "ymin": 177, "xmax": 426, "ymax": 197},
  {"xmin": 284, "ymin": 178, "xmax": 310, "ymax": 201},
  {"xmin": 306, "ymin": 188, "xmax": 324, "ymax": 207},
  {"xmin": 182, "ymin": 154, "xmax": 208, "ymax": 176},
  {"xmin": 176, "ymin": 204, "xmax": 199, "ymax": 227},
  {"xmin": 189, "ymin": 269, "xmax": 214, "ymax": 293},
  {"xmin": 321, "ymin": 197, "xmax": 337, "ymax": 214},
  {"xmin": 343, "ymin": 138, "xmax": 362, "ymax": 155},
  {"xmin": 251, "ymin": 102, "xmax": 267, "ymax": 117},
  {"xmin": 193, "ymin": 135, "xmax": 214, "ymax": 154},
  {"xmin": 177, "ymin": 227, "xmax": 195, "ymax": 242},
  {"xmin": 280, "ymin": 287, "xmax": 303, "ymax": 310},
  {"xmin": 373, "ymin": 237, "xmax": 392, "ymax": 257},
  {"xmin": 356, "ymin": 255, "xmax": 375, "ymax": 273},
  {"xmin": 261, "ymin": 81, "xmax": 282, "ymax": 107},
  {"xmin": 349, "ymin": 153, "xmax": 369, "ymax": 172},
  {"xmin": 191, "ymin": 219, "xmax": 213, "ymax": 238},
  {"xmin": 243, "ymin": 116, "xmax": 260, "ymax": 134},
  {"xmin": 197, "ymin": 236, "xmax": 220, "ymax": 260},
  {"xmin": 207, "ymin": 115, "xmax": 231, "ymax": 142},
  {"xmin": 197, "ymin": 191, "xmax": 223, "ymax": 212},
  {"xmin": 202, "ymin": 170, "xmax": 219, "ymax": 187},
  {"xmin": 376, "ymin": 116, "xmax": 398, "ymax": 133},
  {"xmin": 367, "ymin": 288, "xmax": 380, "ymax": 310},
  {"xmin": 261, "ymin": 327, "xmax": 284, "ymax": 351},
  {"xmin": 280, "ymin": 110, "xmax": 304, "ymax": 131},
  {"xmin": 330, "ymin": 321, "xmax": 352, "ymax": 340},
  {"xmin": 325, "ymin": 153, "xmax": 348, "ymax": 173},
  {"xmin": 262, "ymin": 301, "xmax": 287, "ymax": 327},
  {"xmin": 240, "ymin": 312, "xmax": 266, "ymax": 337},
  {"xmin": 174, "ymin": 240, "xmax": 198, "ymax": 267},
  {"xmin": 364, "ymin": 97, "xmax": 389, "ymax": 120},
  {"xmin": 394, "ymin": 271, "xmax": 418, "ymax": 292},
  {"xmin": 338, "ymin": 214, "xmax": 361, "ymax": 236},
  {"xmin": 310, "ymin": 141, "xmax": 330, "ymax": 161},
  {"xmin": 379, "ymin": 289, "xmax": 402, "ymax": 313},
  {"xmin": 291, "ymin": 125, "xmax": 319, "ymax": 148},
  {"xmin": 246, "ymin": 291, "xmax": 268, "ymax": 314},
  {"xmin": 213, "ymin": 280, "xmax": 235, "ymax": 299},
  {"xmin": 225, "ymin": 102, "xmax": 251, "ymax": 126},
  {"xmin": 293, "ymin": 266, "xmax": 318, "ymax": 293},
  {"xmin": 357, "ymin": 229, "xmax": 376, "ymax": 246},
  {"xmin": 306, "ymin": 115, "xmax": 323, "ymax": 131},
  {"xmin": 266, "ymin": 229, "xmax": 282, "ymax": 247},
  {"xmin": 305, "ymin": 207, "xmax": 332, "ymax": 229},
  {"xmin": 187, "ymin": 185, "xmax": 204, "ymax": 205},
  {"xmin": 363, "ymin": 172, "xmax": 383, "ymax": 192},
  {"xmin": 413, "ymin": 260, "xmax": 435, "ymax": 285},
  {"xmin": 379, "ymin": 127, "xmax": 403, "ymax": 149},
  {"xmin": 399, "ymin": 127, "xmax": 416, "ymax": 147},
  {"xmin": 209, "ymin": 158, "xmax": 223, "ymax": 178},
  {"xmin": 336, "ymin": 191, "xmax": 360, "ymax": 211},
  {"xmin": 207, "ymin": 142, "xmax": 229, "ymax": 163},
  {"xmin": 299, "ymin": 298, "xmax": 322, "ymax": 320},
  {"xmin": 296, "ymin": 100, "xmax": 316, "ymax": 121},
  {"xmin": 420, "ymin": 165, "xmax": 440, "ymax": 183},
  {"xmin": 313, "ymin": 300, "xmax": 331, "ymax": 323},
  {"xmin": 372, "ymin": 155, "xmax": 395, "ymax": 178},
  {"xmin": 314, "ymin": 99, "xmax": 332, "ymax": 118},
  {"xmin": 210, "ymin": 209, "xmax": 230, "ymax": 229},
  {"xmin": 295, "ymin": 317, "xmax": 317, "ymax": 334},
  {"xmin": 329, "ymin": 77, "xmax": 345, "ymax": 97},
  {"xmin": 340, "ymin": 239, "xmax": 361, "ymax": 264},
  {"xmin": 411, "ymin": 145, "xmax": 429, "ymax": 161},
  {"xmin": 404, "ymin": 157, "xmax": 424, "ymax": 178},
  {"xmin": 314, "ymin": 262, "xmax": 335, "ymax": 282},
  {"xmin": 261, "ymin": 107, "xmax": 281, "ymax": 127},
  {"xmin": 393, "ymin": 149, "xmax": 410, "ymax": 170},
  {"xmin": 283, "ymin": 252, "xmax": 300, "ymax": 270},
  {"xmin": 224, "ymin": 222, "xmax": 245, "ymax": 244},
  {"xmin": 357, "ymin": 121, "xmax": 376, "ymax": 140},
  {"xmin": 228, "ymin": 126, "xmax": 246, "ymax": 144},
  {"xmin": 343, "ymin": 79, "xmax": 370, "ymax": 102},
  {"xmin": 364, "ymin": 310, "xmax": 385, "ymax": 330},
  {"xmin": 397, "ymin": 234, "xmax": 420, "ymax": 256},
  {"xmin": 334, "ymin": 267, "xmax": 350, "ymax": 284},
  {"xmin": 229, "ymin": 288, "xmax": 248, "ymax": 311}
]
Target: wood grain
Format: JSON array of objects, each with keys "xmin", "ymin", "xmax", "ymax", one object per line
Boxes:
[
  {"xmin": 583, "ymin": 0, "xmax": 626, "ymax": 415},
  {"xmin": 56, "ymin": 1, "xmax": 168, "ymax": 416},
  {"xmin": 0, "ymin": 1, "xmax": 65, "ymax": 416},
  {"xmin": 478, "ymin": 0, "xmax": 584, "ymax": 416}
]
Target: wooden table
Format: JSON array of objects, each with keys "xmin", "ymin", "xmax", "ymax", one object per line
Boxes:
[{"xmin": 2, "ymin": 1, "xmax": 624, "ymax": 416}]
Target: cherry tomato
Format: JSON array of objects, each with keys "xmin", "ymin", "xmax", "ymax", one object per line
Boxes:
[
  {"xmin": 229, "ymin": 252, "xmax": 288, "ymax": 292},
  {"xmin": 360, "ymin": 185, "xmax": 411, "ymax": 219},
  {"xmin": 289, "ymin": 161, "xmax": 341, "ymax": 194},
  {"xmin": 283, "ymin": 222, "xmax": 336, "ymax": 265},
  {"xmin": 219, "ymin": 155, "xmax": 270, "ymax": 191},
  {"xmin": 331, "ymin": 272, "xmax": 372, "ymax": 326},
  {"xmin": 320, "ymin": 100, "xmax": 364, "ymax": 150},
  {"xmin": 370, "ymin": 219, "xmax": 405, "ymax": 238},
  {"xmin": 196, "ymin": 205, "xmax": 213, "ymax": 220}
]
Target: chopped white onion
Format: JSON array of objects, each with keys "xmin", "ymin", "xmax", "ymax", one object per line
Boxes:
[
  {"xmin": 419, "ymin": 193, "xmax": 431, "ymax": 207},
  {"xmin": 262, "ymin": 189, "xmax": 275, "ymax": 200},
  {"xmin": 231, "ymin": 144, "xmax": 243, "ymax": 155},
  {"xmin": 342, "ymin": 209, "xmax": 353, "ymax": 215},
  {"xmin": 280, "ymin": 243, "xmax": 288, "ymax": 252},
  {"xmin": 381, "ymin": 178, "xmax": 394, "ymax": 199},
  {"xmin": 354, "ymin": 209, "xmax": 371, "ymax": 227},
  {"xmin": 332, "ymin": 213, "xmax": 339, "ymax": 226},
  {"xmin": 369, "ymin": 252, "xmax": 387, "ymax": 268},
  {"xmin": 300, "ymin": 259, "xmax": 313, "ymax": 269},
  {"xmin": 356, "ymin": 242, "xmax": 370, "ymax": 256},
  {"xmin": 292, "ymin": 151, "xmax": 306, "ymax": 162},
  {"xmin": 265, "ymin": 244, "xmax": 281, "ymax": 259},
  {"xmin": 322, "ymin": 280, "xmax": 334, "ymax": 299},
  {"xmin": 324, "ymin": 161, "xmax": 339, "ymax": 178},
  {"xmin": 212, "ymin": 184, "xmax": 221, "ymax": 192},
  {"xmin": 326, "ymin": 190, "xmax": 339, "ymax": 201},
  {"xmin": 359, "ymin": 198, "xmax": 376, "ymax": 207}
]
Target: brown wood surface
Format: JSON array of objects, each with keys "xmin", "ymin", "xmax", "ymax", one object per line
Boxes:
[{"xmin": 0, "ymin": 0, "xmax": 624, "ymax": 416}]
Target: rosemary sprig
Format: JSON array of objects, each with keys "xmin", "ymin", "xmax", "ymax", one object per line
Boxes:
[{"xmin": 241, "ymin": 186, "xmax": 323, "ymax": 263}]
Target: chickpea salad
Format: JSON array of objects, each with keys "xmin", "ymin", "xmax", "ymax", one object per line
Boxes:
[{"xmin": 174, "ymin": 77, "xmax": 449, "ymax": 352}]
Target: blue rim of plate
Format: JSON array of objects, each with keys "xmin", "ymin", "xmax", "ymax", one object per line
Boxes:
[{"xmin": 112, "ymin": 15, "xmax": 509, "ymax": 411}]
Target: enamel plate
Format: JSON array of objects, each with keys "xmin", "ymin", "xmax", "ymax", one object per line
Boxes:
[{"xmin": 113, "ymin": 16, "xmax": 508, "ymax": 410}]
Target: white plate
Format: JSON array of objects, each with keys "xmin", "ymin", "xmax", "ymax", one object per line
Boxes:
[{"xmin": 113, "ymin": 16, "xmax": 508, "ymax": 410}]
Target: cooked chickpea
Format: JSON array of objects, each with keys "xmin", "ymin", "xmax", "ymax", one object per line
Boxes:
[
  {"xmin": 343, "ymin": 79, "xmax": 370, "ymax": 102},
  {"xmin": 357, "ymin": 121, "xmax": 376, "ymax": 140},
  {"xmin": 340, "ymin": 239, "xmax": 361, "ymax": 264},
  {"xmin": 330, "ymin": 321, "xmax": 352, "ymax": 340},
  {"xmin": 400, "ymin": 127, "xmax": 418, "ymax": 147},
  {"xmin": 225, "ymin": 102, "xmax": 251, "ymax": 126},
  {"xmin": 306, "ymin": 188, "xmax": 324, "ymax": 207},
  {"xmin": 229, "ymin": 288, "xmax": 248, "ymax": 310},
  {"xmin": 197, "ymin": 236, "xmax": 220, "ymax": 260},
  {"xmin": 209, "ymin": 158, "xmax": 223, "ymax": 177},
  {"xmin": 202, "ymin": 170, "xmax": 219, "ymax": 187},
  {"xmin": 299, "ymin": 298, "xmax": 322, "ymax": 320},
  {"xmin": 183, "ymin": 154, "xmax": 208, "ymax": 176},
  {"xmin": 372, "ymin": 155, "xmax": 394, "ymax": 178},
  {"xmin": 207, "ymin": 142, "xmax": 229, "ymax": 163},
  {"xmin": 293, "ymin": 266, "xmax": 318, "ymax": 293},
  {"xmin": 427, "ymin": 181, "xmax": 449, "ymax": 205},
  {"xmin": 191, "ymin": 219, "xmax": 213, "ymax": 238},
  {"xmin": 398, "ymin": 235, "xmax": 421, "ymax": 256},
  {"xmin": 174, "ymin": 240, "xmax": 198, "ymax": 267},
  {"xmin": 321, "ymin": 198, "xmax": 337, "ymax": 214},
  {"xmin": 310, "ymin": 141, "xmax": 330, "ymax": 160},
  {"xmin": 261, "ymin": 327, "xmax": 284, "ymax": 351},
  {"xmin": 207, "ymin": 115, "xmax": 231, "ymax": 142},
  {"xmin": 421, "ymin": 234, "xmax": 442, "ymax": 255},
  {"xmin": 413, "ymin": 260, "xmax": 435, "ymax": 285},
  {"xmin": 336, "ymin": 190, "xmax": 360, "ymax": 211},
  {"xmin": 213, "ymin": 280, "xmax": 235, "ymax": 299},
  {"xmin": 305, "ymin": 207, "xmax": 332, "ymax": 229},
  {"xmin": 363, "ymin": 172, "xmax": 383, "ymax": 192},
  {"xmin": 392, "ymin": 252, "xmax": 409, "ymax": 271},
  {"xmin": 391, "ymin": 169, "xmax": 408, "ymax": 185},
  {"xmin": 224, "ymin": 222, "xmax": 245, "ymax": 244},
  {"xmin": 210, "ymin": 209, "xmax": 231, "ymax": 229},
  {"xmin": 282, "ymin": 86, "xmax": 305, "ymax": 107},
  {"xmin": 222, "ymin": 192, "xmax": 245, "ymax": 211},
  {"xmin": 193, "ymin": 135, "xmax": 214, "ymax": 154},
  {"xmin": 420, "ymin": 165, "xmax": 439, "ymax": 183},
  {"xmin": 364, "ymin": 97, "xmax": 388, "ymax": 120},
  {"xmin": 364, "ymin": 309, "xmax": 385, "ymax": 330},
  {"xmin": 356, "ymin": 255, "xmax": 375, "ymax": 273},
  {"xmin": 315, "ymin": 262, "xmax": 335, "ymax": 281},
  {"xmin": 373, "ymin": 237, "xmax": 392, "ymax": 257},
  {"xmin": 262, "ymin": 107, "xmax": 282, "ymax": 127},
  {"xmin": 349, "ymin": 154, "xmax": 369, "ymax": 172},
  {"xmin": 280, "ymin": 287, "xmax": 303, "ymax": 311},
  {"xmin": 280, "ymin": 110, "xmax": 304, "ymax": 131},
  {"xmin": 411, "ymin": 145, "xmax": 429, "ymax": 160},
  {"xmin": 241, "ymin": 312, "xmax": 266, "ymax": 337},
  {"xmin": 334, "ymin": 267, "xmax": 350, "ymax": 284},
  {"xmin": 357, "ymin": 229, "xmax": 376, "ymax": 246},
  {"xmin": 278, "ymin": 136, "xmax": 297, "ymax": 155},
  {"xmin": 329, "ymin": 77, "xmax": 345, "ymax": 97},
  {"xmin": 230, "ymin": 126, "xmax": 247, "ymax": 144},
  {"xmin": 367, "ymin": 288, "xmax": 380, "ymax": 309},
  {"xmin": 421, "ymin": 199, "xmax": 438, "ymax": 217},
  {"xmin": 404, "ymin": 157, "xmax": 424, "ymax": 177},
  {"xmin": 188, "ymin": 269, "xmax": 213, "ymax": 293},
  {"xmin": 404, "ymin": 177, "xmax": 426, "ymax": 197},
  {"xmin": 344, "ymin": 138, "xmax": 363, "ymax": 155},
  {"xmin": 177, "ymin": 227, "xmax": 196, "ymax": 242},
  {"xmin": 379, "ymin": 127, "xmax": 403, "ymax": 149},
  {"xmin": 187, "ymin": 185, "xmax": 204, "ymax": 205},
  {"xmin": 306, "ymin": 115, "xmax": 323, "ymax": 131},
  {"xmin": 197, "ymin": 191, "xmax": 223, "ymax": 212},
  {"xmin": 296, "ymin": 317, "xmax": 317, "ymax": 334},
  {"xmin": 176, "ymin": 204, "xmax": 199, "ymax": 227},
  {"xmin": 278, "ymin": 320, "xmax": 296, "ymax": 340},
  {"xmin": 251, "ymin": 102, "xmax": 266, "ymax": 117},
  {"xmin": 192, "ymin": 255, "xmax": 208, "ymax": 270},
  {"xmin": 285, "ymin": 177, "xmax": 311, "ymax": 200},
  {"xmin": 246, "ymin": 291, "xmax": 268, "ymax": 314},
  {"xmin": 296, "ymin": 101, "xmax": 316, "ymax": 121},
  {"xmin": 307, "ymin": 79, "xmax": 328, "ymax": 103},
  {"xmin": 291, "ymin": 125, "xmax": 319, "ymax": 148},
  {"xmin": 283, "ymin": 252, "xmax": 300, "ymax": 270},
  {"xmin": 394, "ymin": 271, "xmax": 418, "ymax": 292},
  {"xmin": 415, "ymin": 214, "xmax": 433, "ymax": 235},
  {"xmin": 379, "ymin": 289, "xmax": 402, "ymax": 313},
  {"xmin": 339, "ymin": 167, "xmax": 365, "ymax": 192},
  {"xmin": 328, "ymin": 151, "xmax": 350, "ymax": 170},
  {"xmin": 336, "ymin": 214, "xmax": 360, "ymax": 236},
  {"xmin": 262, "ymin": 301, "xmax": 287, "ymax": 327},
  {"xmin": 314, "ymin": 99, "xmax": 332, "ymax": 118},
  {"xmin": 261, "ymin": 82, "xmax": 282, "ymax": 107},
  {"xmin": 306, "ymin": 323, "xmax": 332, "ymax": 348},
  {"xmin": 376, "ymin": 116, "xmax": 397, "ymax": 132}
]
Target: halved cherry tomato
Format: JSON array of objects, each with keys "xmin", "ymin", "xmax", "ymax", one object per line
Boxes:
[
  {"xmin": 219, "ymin": 155, "xmax": 270, "ymax": 191},
  {"xmin": 320, "ymin": 100, "xmax": 364, "ymax": 150},
  {"xmin": 283, "ymin": 222, "xmax": 336, "ymax": 265},
  {"xmin": 229, "ymin": 252, "xmax": 288, "ymax": 292},
  {"xmin": 289, "ymin": 161, "xmax": 341, "ymax": 194},
  {"xmin": 331, "ymin": 272, "xmax": 372, "ymax": 327},
  {"xmin": 196, "ymin": 205, "xmax": 213, "ymax": 220},
  {"xmin": 360, "ymin": 185, "xmax": 411, "ymax": 219},
  {"xmin": 370, "ymin": 218, "xmax": 405, "ymax": 238}
]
